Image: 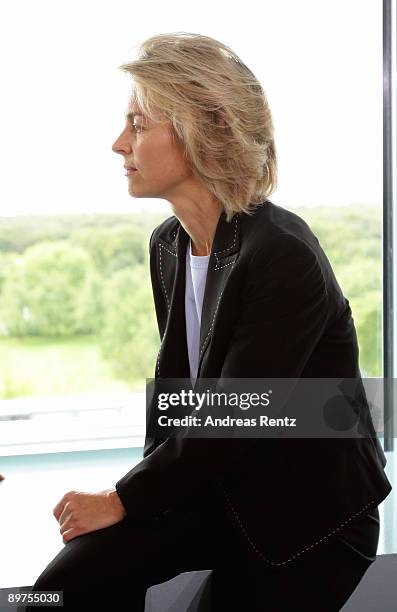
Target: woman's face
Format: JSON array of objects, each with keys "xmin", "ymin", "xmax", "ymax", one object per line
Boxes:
[{"xmin": 112, "ymin": 98, "xmax": 193, "ymax": 199}]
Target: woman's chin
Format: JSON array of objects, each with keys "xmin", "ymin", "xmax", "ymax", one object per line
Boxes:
[{"xmin": 128, "ymin": 185, "xmax": 143, "ymax": 197}]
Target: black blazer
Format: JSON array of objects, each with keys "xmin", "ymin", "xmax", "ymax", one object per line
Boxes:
[{"xmin": 116, "ymin": 200, "xmax": 392, "ymax": 566}]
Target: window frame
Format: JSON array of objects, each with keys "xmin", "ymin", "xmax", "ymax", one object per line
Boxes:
[{"xmin": 383, "ymin": 0, "xmax": 396, "ymax": 451}]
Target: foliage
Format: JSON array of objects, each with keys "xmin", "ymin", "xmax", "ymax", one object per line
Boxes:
[
  {"xmin": 0, "ymin": 241, "xmax": 103, "ymax": 337},
  {"xmin": 70, "ymin": 224, "xmax": 147, "ymax": 276},
  {"xmin": 293, "ymin": 204, "xmax": 382, "ymax": 376},
  {"xmin": 99, "ymin": 266, "xmax": 159, "ymax": 385},
  {"xmin": 0, "ymin": 212, "xmax": 167, "ymax": 253},
  {"xmin": 0, "ymin": 206, "xmax": 384, "ymax": 389}
]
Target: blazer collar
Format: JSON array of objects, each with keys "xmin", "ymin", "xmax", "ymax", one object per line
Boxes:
[{"xmin": 154, "ymin": 210, "xmax": 240, "ymax": 380}]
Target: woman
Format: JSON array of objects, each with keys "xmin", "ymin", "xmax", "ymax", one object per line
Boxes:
[{"xmin": 27, "ymin": 32, "xmax": 391, "ymax": 611}]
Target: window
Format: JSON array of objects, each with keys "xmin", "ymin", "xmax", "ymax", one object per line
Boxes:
[{"xmin": 0, "ymin": 4, "xmax": 395, "ymax": 592}]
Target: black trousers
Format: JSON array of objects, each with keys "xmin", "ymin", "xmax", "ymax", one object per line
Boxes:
[{"xmin": 24, "ymin": 497, "xmax": 378, "ymax": 612}]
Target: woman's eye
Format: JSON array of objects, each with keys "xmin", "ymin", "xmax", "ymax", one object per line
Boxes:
[{"xmin": 133, "ymin": 124, "xmax": 143, "ymax": 133}]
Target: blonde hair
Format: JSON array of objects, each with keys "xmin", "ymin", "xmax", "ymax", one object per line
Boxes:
[{"xmin": 118, "ymin": 32, "xmax": 277, "ymax": 222}]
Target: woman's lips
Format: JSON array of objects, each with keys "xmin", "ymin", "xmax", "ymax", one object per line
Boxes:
[{"xmin": 125, "ymin": 168, "xmax": 138, "ymax": 175}]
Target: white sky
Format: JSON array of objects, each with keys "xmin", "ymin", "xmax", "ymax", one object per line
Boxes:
[{"xmin": 0, "ymin": 0, "xmax": 382, "ymax": 217}]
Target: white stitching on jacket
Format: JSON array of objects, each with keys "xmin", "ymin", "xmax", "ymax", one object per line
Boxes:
[
  {"xmin": 214, "ymin": 260, "xmax": 235, "ymax": 271},
  {"xmin": 156, "ymin": 239, "xmax": 178, "ymax": 376},
  {"xmin": 219, "ymin": 483, "xmax": 377, "ymax": 567},
  {"xmin": 158, "ymin": 216, "xmax": 237, "ymax": 371},
  {"xmin": 198, "ymin": 217, "xmax": 238, "ymax": 355},
  {"xmin": 214, "ymin": 215, "xmax": 238, "ymax": 258},
  {"xmin": 156, "ymin": 339, "xmax": 165, "ymax": 377},
  {"xmin": 199, "ymin": 287, "xmax": 226, "ymax": 359},
  {"xmin": 158, "ymin": 243, "xmax": 176, "ymax": 312},
  {"xmin": 159, "ymin": 243, "xmax": 178, "ymax": 259}
]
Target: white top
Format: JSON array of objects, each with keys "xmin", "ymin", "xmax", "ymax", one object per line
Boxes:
[{"xmin": 185, "ymin": 238, "xmax": 210, "ymax": 385}]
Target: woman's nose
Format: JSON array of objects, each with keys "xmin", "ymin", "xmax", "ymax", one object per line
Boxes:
[
  {"xmin": 112, "ymin": 130, "xmax": 130, "ymax": 155},
  {"xmin": 111, "ymin": 138, "xmax": 123, "ymax": 154}
]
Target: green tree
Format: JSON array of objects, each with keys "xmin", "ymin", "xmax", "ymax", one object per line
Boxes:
[
  {"xmin": 0, "ymin": 241, "xmax": 103, "ymax": 337},
  {"xmin": 99, "ymin": 266, "xmax": 159, "ymax": 385},
  {"xmin": 71, "ymin": 224, "xmax": 147, "ymax": 277},
  {"xmin": 0, "ymin": 252, "xmax": 17, "ymax": 296},
  {"xmin": 299, "ymin": 206, "xmax": 382, "ymax": 377},
  {"xmin": 349, "ymin": 291, "xmax": 382, "ymax": 377}
]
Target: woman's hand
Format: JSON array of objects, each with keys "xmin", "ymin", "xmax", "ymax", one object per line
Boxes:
[{"xmin": 53, "ymin": 488, "xmax": 127, "ymax": 543}]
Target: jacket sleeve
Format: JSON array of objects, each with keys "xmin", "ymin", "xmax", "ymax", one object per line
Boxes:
[{"xmin": 115, "ymin": 235, "xmax": 329, "ymax": 519}]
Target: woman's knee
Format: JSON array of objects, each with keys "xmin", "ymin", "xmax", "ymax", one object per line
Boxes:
[{"xmin": 32, "ymin": 560, "xmax": 70, "ymax": 593}]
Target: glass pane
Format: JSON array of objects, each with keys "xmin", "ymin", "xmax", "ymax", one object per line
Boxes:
[{"xmin": 0, "ymin": 1, "xmax": 395, "ymax": 596}]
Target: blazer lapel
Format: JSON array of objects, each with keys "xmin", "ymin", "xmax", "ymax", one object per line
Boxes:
[
  {"xmin": 197, "ymin": 212, "xmax": 240, "ymax": 377},
  {"xmin": 153, "ymin": 211, "xmax": 240, "ymax": 380},
  {"xmin": 145, "ymin": 211, "xmax": 240, "ymax": 458},
  {"xmin": 154, "ymin": 227, "xmax": 190, "ymax": 379}
]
